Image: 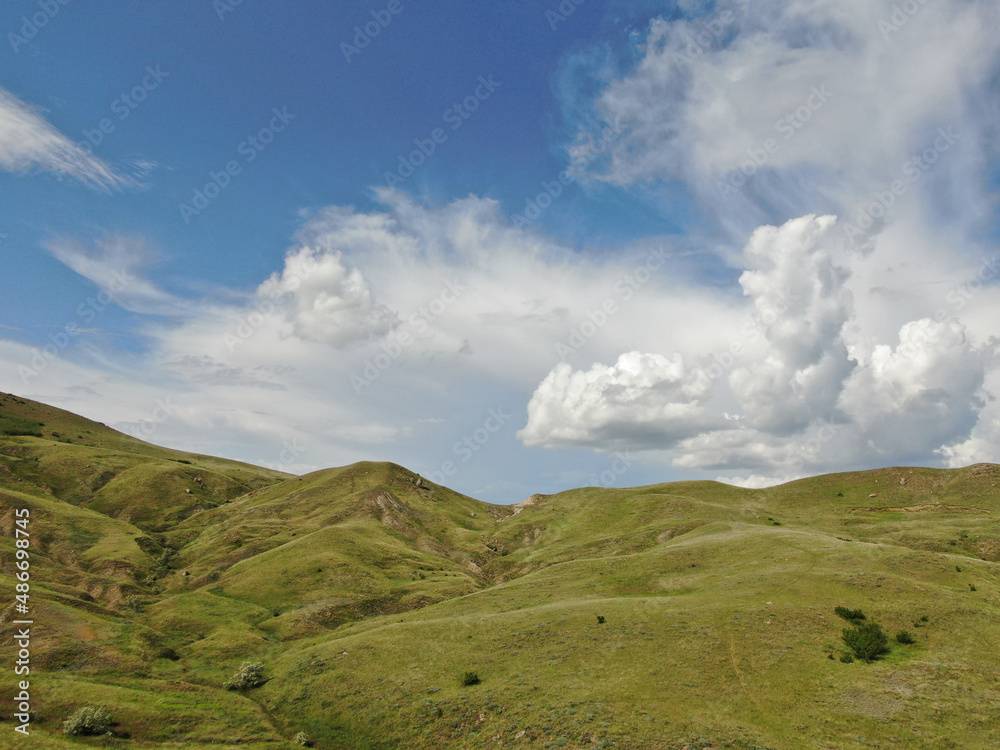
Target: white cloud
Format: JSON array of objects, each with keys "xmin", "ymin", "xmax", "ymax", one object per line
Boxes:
[
  {"xmin": 566, "ymin": 0, "xmax": 1000, "ymax": 239},
  {"xmin": 839, "ymin": 317, "xmax": 994, "ymax": 457},
  {"xmin": 728, "ymin": 214, "xmax": 855, "ymax": 433},
  {"xmin": 46, "ymin": 234, "xmax": 191, "ymax": 317},
  {"xmin": 260, "ymin": 242, "xmax": 398, "ymax": 349},
  {"xmin": 520, "ymin": 213, "xmax": 999, "ymax": 479},
  {"xmin": 0, "ymin": 87, "xmax": 126, "ymax": 189},
  {"xmin": 518, "ymin": 351, "xmax": 717, "ymax": 450}
]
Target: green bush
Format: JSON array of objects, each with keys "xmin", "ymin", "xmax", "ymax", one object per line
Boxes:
[
  {"xmin": 596, "ymin": 615, "xmax": 606, "ymax": 624},
  {"xmin": 224, "ymin": 661, "xmax": 266, "ymax": 690},
  {"xmin": 840, "ymin": 653, "xmax": 854, "ymax": 663},
  {"xmin": 64, "ymin": 706, "xmax": 112, "ymax": 736},
  {"xmin": 896, "ymin": 631, "xmax": 916, "ymax": 645},
  {"xmin": 834, "ymin": 606, "xmax": 866, "ymax": 623},
  {"xmin": 156, "ymin": 647, "xmax": 180, "ymax": 661},
  {"xmin": 461, "ymin": 671, "xmax": 481, "ymax": 686},
  {"xmin": 0, "ymin": 415, "xmax": 44, "ymax": 437},
  {"xmin": 843, "ymin": 621, "xmax": 890, "ymax": 662}
]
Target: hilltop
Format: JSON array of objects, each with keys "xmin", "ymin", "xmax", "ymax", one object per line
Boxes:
[{"xmin": 0, "ymin": 392, "xmax": 997, "ymax": 749}]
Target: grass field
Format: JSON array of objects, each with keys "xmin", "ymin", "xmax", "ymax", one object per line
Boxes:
[{"xmin": 1, "ymin": 392, "xmax": 997, "ymax": 749}]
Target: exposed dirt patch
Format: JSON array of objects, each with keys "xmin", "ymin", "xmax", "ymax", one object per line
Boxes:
[
  {"xmin": 508, "ymin": 494, "xmax": 545, "ymax": 517},
  {"xmin": 976, "ymin": 538, "xmax": 1000, "ymax": 562}
]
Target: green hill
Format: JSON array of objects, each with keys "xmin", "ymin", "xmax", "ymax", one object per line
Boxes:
[{"xmin": 1, "ymin": 392, "xmax": 998, "ymax": 749}]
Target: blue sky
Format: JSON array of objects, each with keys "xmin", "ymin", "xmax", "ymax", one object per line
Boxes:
[{"xmin": 2, "ymin": 0, "xmax": 999, "ymax": 503}]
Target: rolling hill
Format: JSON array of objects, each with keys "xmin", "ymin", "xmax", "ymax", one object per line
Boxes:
[{"xmin": 1, "ymin": 392, "xmax": 998, "ymax": 749}]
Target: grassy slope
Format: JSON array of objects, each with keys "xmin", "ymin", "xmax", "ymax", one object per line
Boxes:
[{"xmin": 1, "ymin": 393, "xmax": 997, "ymax": 749}]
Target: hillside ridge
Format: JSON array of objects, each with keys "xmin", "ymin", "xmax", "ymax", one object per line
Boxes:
[{"xmin": 1, "ymin": 392, "xmax": 998, "ymax": 749}]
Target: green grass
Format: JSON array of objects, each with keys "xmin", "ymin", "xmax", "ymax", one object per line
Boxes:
[{"xmin": 2, "ymin": 392, "xmax": 999, "ymax": 748}]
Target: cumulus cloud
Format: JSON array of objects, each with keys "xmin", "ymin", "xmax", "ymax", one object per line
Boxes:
[
  {"xmin": 519, "ymin": 351, "xmax": 717, "ymax": 450},
  {"xmin": 8, "ymin": 193, "xmax": 734, "ymax": 491},
  {"xmin": 260, "ymin": 243, "xmax": 398, "ymax": 349},
  {"xmin": 4, "ymin": 189, "xmax": 998, "ymax": 494},
  {"xmin": 728, "ymin": 214, "xmax": 855, "ymax": 433},
  {"xmin": 513, "ymin": 0, "xmax": 1000, "ymax": 485},
  {"xmin": 521, "ymin": 212, "xmax": 999, "ymax": 480},
  {"xmin": 839, "ymin": 318, "xmax": 994, "ymax": 457},
  {"xmin": 0, "ymin": 87, "xmax": 126, "ymax": 189}
]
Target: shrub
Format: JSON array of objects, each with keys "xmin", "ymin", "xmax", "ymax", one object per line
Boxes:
[
  {"xmin": 0, "ymin": 415, "xmax": 44, "ymax": 437},
  {"xmin": 840, "ymin": 653, "xmax": 854, "ymax": 663},
  {"xmin": 896, "ymin": 631, "xmax": 916, "ymax": 645},
  {"xmin": 461, "ymin": 671, "xmax": 481, "ymax": 686},
  {"xmin": 596, "ymin": 615, "xmax": 606, "ymax": 624},
  {"xmin": 834, "ymin": 606, "xmax": 866, "ymax": 623},
  {"xmin": 64, "ymin": 706, "xmax": 112, "ymax": 736},
  {"xmin": 969, "ymin": 584, "xmax": 977, "ymax": 592},
  {"xmin": 843, "ymin": 622, "xmax": 890, "ymax": 662},
  {"xmin": 294, "ymin": 731, "xmax": 312, "ymax": 746},
  {"xmin": 224, "ymin": 661, "xmax": 266, "ymax": 690},
  {"xmin": 956, "ymin": 565, "xmax": 962, "ymax": 573}
]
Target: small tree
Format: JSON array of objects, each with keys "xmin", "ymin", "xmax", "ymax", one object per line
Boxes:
[
  {"xmin": 64, "ymin": 706, "xmax": 112, "ymax": 736},
  {"xmin": 834, "ymin": 606, "xmax": 866, "ymax": 623},
  {"xmin": 461, "ymin": 671, "xmax": 481, "ymax": 686},
  {"xmin": 896, "ymin": 630, "xmax": 916, "ymax": 645},
  {"xmin": 843, "ymin": 622, "xmax": 890, "ymax": 662},
  {"xmin": 224, "ymin": 661, "xmax": 266, "ymax": 690}
]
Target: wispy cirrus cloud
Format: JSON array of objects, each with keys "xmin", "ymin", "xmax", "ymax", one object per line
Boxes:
[{"xmin": 0, "ymin": 87, "xmax": 127, "ymax": 190}]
